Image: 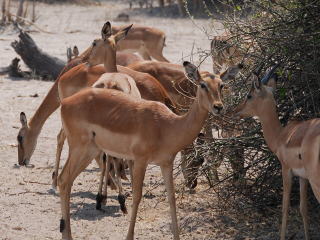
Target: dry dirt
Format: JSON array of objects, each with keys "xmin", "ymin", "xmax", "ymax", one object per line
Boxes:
[{"xmin": 0, "ymin": 1, "xmax": 318, "ymax": 240}]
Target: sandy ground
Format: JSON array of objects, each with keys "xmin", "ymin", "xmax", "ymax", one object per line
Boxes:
[{"xmin": 1, "ymin": 1, "xmax": 319, "ymax": 240}]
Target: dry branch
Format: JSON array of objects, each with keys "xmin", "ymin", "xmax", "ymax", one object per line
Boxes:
[
  {"xmin": 0, "ymin": 57, "xmax": 32, "ymax": 78},
  {"xmin": 11, "ymin": 30, "xmax": 65, "ymax": 80},
  {"xmin": 185, "ymin": 0, "xmax": 320, "ymax": 211}
]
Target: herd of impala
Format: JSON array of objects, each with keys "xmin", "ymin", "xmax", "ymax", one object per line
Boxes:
[{"xmin": 16, "ymin": 21, "xmax": 320, "ymax": 240}]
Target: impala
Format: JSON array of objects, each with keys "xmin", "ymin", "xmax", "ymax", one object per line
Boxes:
[
  {"xmin": 16, "ymin": 22, "xmax": 175, "ymax": 169},
  {"xmin": 210, "ymin": 34, "xmax": 252, "ymax": 74},
  {"xmin": 53, "ymin": 22, "xmax": 176, "ymax": 207},
  {"xmin": 68, "ymin": 45, "xmax": 142, "ymax": 67},
  {"xmin": 93, "ymin": 72, "xmax": 140, "ymax": 212},
  {"xmin": 234, "ymin": 66, "xmax": 320, "ymax": 240},
  {"xmin": 128, "ymin": 60, "xmax": 242, "ymax": 187},
  {"xmin": 58, "ymin": 61, "xmax": 224, "ymax": 240},
  {"xmin": 112, "ymin": 24, "xmax": 169, "ymax": 62}
]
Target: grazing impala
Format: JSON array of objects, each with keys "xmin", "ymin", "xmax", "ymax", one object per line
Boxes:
[
  {"xmin": 58, "ymin": 61, "xmax": 224, "ymax": 240},
  {"xmin": 112, "ymin": 24, "xmax": 169, "ymax": 62},
  {"xmin": 234, "ymin": 66, "xmax": 320, "ymax": 240},
  {"xmin": 16, "ymin": 22, "xmax": 175, "ymax": 168}
]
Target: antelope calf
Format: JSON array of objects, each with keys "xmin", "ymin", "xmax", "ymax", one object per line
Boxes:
[{"xmin": 235, "ymin": 66, "xmax": 320, "ymax": 240}]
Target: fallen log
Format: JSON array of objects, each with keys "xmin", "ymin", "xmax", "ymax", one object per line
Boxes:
[
  {"xmin": 11, "ymin": 30, "xmax": 65, "ymax": 80},
  {"xmin": 0, "ymin": 57, "xmax": 31, "ymax": 78}
]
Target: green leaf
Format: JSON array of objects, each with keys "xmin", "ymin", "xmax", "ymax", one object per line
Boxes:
[{"xmin": 279, "ymin": 88, "xmax": 286, "ymax": 99}]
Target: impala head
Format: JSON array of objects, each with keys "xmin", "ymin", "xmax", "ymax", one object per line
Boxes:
[
  {"xmin": 87, "ymin": 21, "xmax": 132, "ymax": 66},
  {"xmin": 234, "ymin": 65, "xmax": 278, "ymax": 118},
  {"xmin": 182, "ymin": 62, "xmax": 242, "ymax": 189},
  {"xmin": 17, "ymin": 112, "xmax": 36, "ymax": 166},
  {"xmin": 183, "ymin": 62, "xmax": 242, "ymax": 115}
]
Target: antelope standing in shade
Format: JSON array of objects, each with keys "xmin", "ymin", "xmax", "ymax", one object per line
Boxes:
[
  {"xmin": 128, "ymin": 60, "xmax": 242, "ymax": 188},
  {"xmin": 234, "ymin": 66, "xmax": 320, "ymax": 240}
]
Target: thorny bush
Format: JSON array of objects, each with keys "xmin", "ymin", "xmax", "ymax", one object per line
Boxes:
[{"xmin": 184, "ymin": 0, "xmax": 320, "ymax": 211}]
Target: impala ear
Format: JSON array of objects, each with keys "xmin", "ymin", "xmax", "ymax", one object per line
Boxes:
[
  {"xmin": 220, "ymin": 63, "xmax": 243, "ymax": 81},
  {"xmin": 101, "ymin": 21, "xmax": 112, "ymax": 40},
  {"xmin": 20, "ymin": 112, "xmax": 28, "ymax": 127},
  {"xmin": 250, "ymin": 74, "xmax": 261, "ymax": 91},
  {"xmin": 265, "ymin": 77, "xmax": 277, "ymax": 92},
  {"xmin": 73, "ymin": 46, "xmax": 79, "ymax": 57},
  {"xmin": 114, "ymin": 24, "xmax": 133, "ymax": 43},
  {"xmin": 183, "ymin": 61, "xmax": 201, "ymax": 83},
  {"xmin": 66, "ymin": 47, "xmax": 72, "ymax": 62}
]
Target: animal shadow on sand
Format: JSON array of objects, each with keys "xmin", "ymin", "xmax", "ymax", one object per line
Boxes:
[{"xmin": 69, "ymin": 191, "xmax": 123, "ymax": 220}]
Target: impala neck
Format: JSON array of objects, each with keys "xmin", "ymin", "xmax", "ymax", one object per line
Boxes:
[
  {"xmin": 104, "ymin": 50, "xmax": 117, "ymax": 73},
  {"xmin": 28, "ymin": 81, "xmax": 60, "ymax": 135},
  {"xmin": 257, "ymin": 100, "xmax": 282, "ymax": 153},
  {"xmin": 172, "ymin": 88, "xmax": 209, "ymax": 152},
  {"xmin": 79, "ymin": 47, "xmax": 91, "ymax": 61}
]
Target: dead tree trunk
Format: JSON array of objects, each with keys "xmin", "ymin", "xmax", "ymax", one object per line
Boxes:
[
  {"xmin": 0, "ymin": 57, "xmax": 33, "ymax": 78},
  {"xmin": 177, "ymin": 0, "xmax": 187, "ymax": 17},
  {"xmin": 31, "ymin": 0, "xmax": 35, "ymax": 22},
  {"xmin": 1, "ymin": 0, "xmax": 6, "ymax": 23},
  {"xmin": 11, "ymin": 30, "xmax": 65, "ymax": 80},
  {"xmin": 158, "ymin": 0, "xmax": 164, "ymax": 7},
  {"xmin": 16, "ymin": 0, "xmax": 24, "ymax": 22}
]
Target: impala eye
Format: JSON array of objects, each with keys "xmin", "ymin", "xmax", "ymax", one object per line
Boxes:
[
  {"xmin": 220, "ymin": 84, "xmax": 224, "ymax": 90},
  {"xmin": 92, "ymin": 41, "xmax": 97, "ymax": 47},
  {"xmin": 17, "ymin": 135, "xmax": 23, "ymax": 144},
  {"xmin": 200, "ymin": 82, "xmax": 208, "ymax": 91}
]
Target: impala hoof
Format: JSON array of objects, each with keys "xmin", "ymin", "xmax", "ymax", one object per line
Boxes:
[
  {"xmin": 96, "ymin": 193, "xmax": 106, "ymax": 210},
  {"xmin": 48, "ymin": 187, "xmax": 57, "ymax": 195},
  {"xmin": 60, "ymin": 219, "xmax": 65, "ymax": 233},
  {"xmin": 118, "ymin": 194, "xmax": 127, "ymax": 214}
]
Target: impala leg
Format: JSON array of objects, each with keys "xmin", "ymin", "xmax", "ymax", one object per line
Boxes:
[
  {"xmin": 112, "ymin": 157, "xmax": 128, "ymax": 214},
  {"xmin": 280, "ymin": 168, "xmax": 292, "ymax": 240},
  {"xmin": 106, "ymin": 158, "xmax": 117, "ymax": 191},
  {"xmin": 149, "ymin": 50, "xmax": 169, "ymax": 62},
  {"xmin": 59, "ymin": 179, "xmax": 72, "ymax": 240},
  {"xmin": 127, "ymin": 160, "xmax": 134, "ymax": 185},
  {"xmin": 138, "ymin": 47, "xmax": 152, "ymax": 61},
  {"xmin": 126, "ymin": 161, "xmax": 147, "ymax": 240},
  {"xmin": 102, "ymin": 154, "xmax": 112, "ymax": 205},
  {"xmin": 52, "ymin": 128, "xmax": 66, "ymax": 191},
  {"xmin": 299, "ymin": 177, "xmax": 310, "ymax": 240},
  {"xmin": 58, "ymin": 144, "xmax": 98, "ymax": 240},
  {"xmin": 96, "ymin": 152, "xmax": 107, "ymax": 210},
  {"xmin": 119, "ymin": 159, "xmax": 129, "ymax": 181},
  {"xmin": 161, "ymin": 163, "xmax": 180, "ymax": 240},
  {"xmin": 146, "ymin": 41, "xmax": 169, "ymax": 62}
]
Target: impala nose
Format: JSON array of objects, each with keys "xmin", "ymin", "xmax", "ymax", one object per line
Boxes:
[{"xmin": 213, "ymin": 104, "xmax": 223, "ymax": 114}]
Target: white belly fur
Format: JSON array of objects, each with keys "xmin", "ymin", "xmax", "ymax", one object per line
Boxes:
[
  {"xmin": 91, "ymin": 124, "xmax": 138, "ymax": 161},
  {"xmin": 292, "ymin": 168, "xmax": 307, "ymax": 178}
]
